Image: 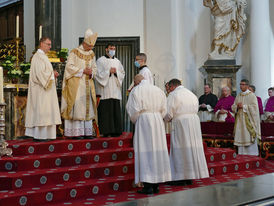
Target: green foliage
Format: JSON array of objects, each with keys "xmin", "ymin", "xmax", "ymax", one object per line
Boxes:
[
  {"xmin": 20, "ymin": 62, "xmax": 31, "ymax": 75},
  {"xmin": 1, "ymin": 55, "xmax": 16, "ymax": 71},
  {"xmin": 57, "ymin": 48, "xmax": 69, "ymax": 59},
  {"xmin": 0, "ymin": 56, "xmax": 31, "ymax": 81}
]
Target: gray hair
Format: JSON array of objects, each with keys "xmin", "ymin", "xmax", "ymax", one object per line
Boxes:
[{"xmin": 222, "ymin": 86, "xmax": 230, "ymax": 91}]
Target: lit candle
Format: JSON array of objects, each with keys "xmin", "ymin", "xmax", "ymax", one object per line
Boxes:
[
  {"xmin": 16, "ymin": 15, "xmax": 19, "ymax": 38},
  {"xmin": 0, "ymin": 67, "xmax": 3, "ymax": 103},
  {"xmin": 39, "ymin": 25, "xmax": 42, "ymax": 40}
]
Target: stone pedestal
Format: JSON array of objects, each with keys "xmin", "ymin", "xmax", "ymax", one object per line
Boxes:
[{"xmin": 200, "ymin": 60, "xmax": 241, "ymax": 97}]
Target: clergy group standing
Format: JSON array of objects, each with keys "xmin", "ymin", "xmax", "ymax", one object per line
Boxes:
[
  {"xmin": 25, "ymin": 37, "xmax": 61, "ymax": 141},
  {"xmin": 232, "ymin": 79, "xmax": 261, "ymax": 156},
  {"xmin": 126, "ymin": 74, "xmax": 171, "ymax": 194},
  {"xmin": 61, "ymin": 29, "xmax": 98, "ymax": 139},
  {"xmin": 164, "ymin": 79, "xmax": 209, "ymax": 185},
  {"xmin": 96, "ymin": 43, "xmax": 125, "ymax": 137}
]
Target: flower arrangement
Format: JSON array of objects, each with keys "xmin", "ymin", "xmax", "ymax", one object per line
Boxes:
[
  {"xmin": 0, "ymin": 56, "xmax": 31, "ymax": 83},
  {"xmin": 57, "ymin": 48, "xmax": 69, "ymax": 62},
  {"xmin": 20, "ymin": 62, "xmax": 31, "ymax": 81},
  {"xmin": 1, "ymin": 55, "xmax": 16, "ymax": 72}
]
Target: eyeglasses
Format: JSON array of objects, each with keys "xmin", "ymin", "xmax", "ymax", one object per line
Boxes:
[
  {"xmin": 240, "ymin": 83, "xmax": 247, "ymax": 86},
  {"xmin": 43, "ymin": 43, "xmax": 51, "ymax": 46}
]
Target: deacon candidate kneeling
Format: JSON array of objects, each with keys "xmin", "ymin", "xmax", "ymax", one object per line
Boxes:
[{"xmin": 126, "ymin": 74, "xmax": 171, "ymax": 194}]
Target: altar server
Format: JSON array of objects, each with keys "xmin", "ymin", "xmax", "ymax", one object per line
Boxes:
[{"xmin": 96, "ymin": 43, "xmax": 125, "ymax": 137}]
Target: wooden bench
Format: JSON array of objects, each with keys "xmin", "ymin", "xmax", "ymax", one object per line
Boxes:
[
  {"xmin": 260, "ymin": 123, "xmax": 274, "ymax": 159},
  {"xmin": 201, "ymin": 122, "xmax": 234, "ymax": 148},
  {"xmin": 201, "ymin": 122, "xmax": 274, "ymax": 159}
]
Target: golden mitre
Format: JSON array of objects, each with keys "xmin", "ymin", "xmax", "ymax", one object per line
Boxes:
[{"xmin": 84, "ymin": 29, "xmax": 98, "ymax": 46}]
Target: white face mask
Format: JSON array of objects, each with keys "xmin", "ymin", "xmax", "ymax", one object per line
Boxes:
[{"xmin": 109, "ymin": 50, "xmax": 115, "ymax": 57}]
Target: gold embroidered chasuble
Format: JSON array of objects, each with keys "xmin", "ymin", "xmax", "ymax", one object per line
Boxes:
[
  {"xmin": 232, "ymin": 91, "xmax": 261, "ymax": 146},
  {"xmin": 61, "ymin": 46, "xmax": 97, "ymax": 121}
]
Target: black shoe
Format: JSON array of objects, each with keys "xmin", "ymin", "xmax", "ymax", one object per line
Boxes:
[
  {"xmin": 71, "ymin": 136, "xmax": 83, "ymax": 140},
  {"xmin": 111, "ymin": 133, "xmax": 122, "ymax": 137},
  {"xmin": 33, "ymin": 139, "xmax": 48, "ymax": 142},
  {"xmin": 137, "ymin": 187, "xmax": 154, "ymax": 195},
  {"xmin": 152, "ymin": 184, "xmax": 159, "ymax": 194},
  {"xmin": 185, "ymin": 180, "xmax": 193, "ymax": 185},
  {"xmin": 103, "ymin": 134, "xmax": 111, "ymax": 137},
  {"xmin": 84, "ymin": 136, "xmax": 95, "ymax": 139},
  {"xmin": 168, "ymin": 180, "xmax": 187, "ymax": 186}
]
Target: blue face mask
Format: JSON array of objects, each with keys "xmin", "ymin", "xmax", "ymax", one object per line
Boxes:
[
  {"xmin": 134, "ymin": 60, "xmax": 140, "ymax": 68},
  {"xmin": 109, "ymin": 50, "xmax": 115, "ymax": 57}
]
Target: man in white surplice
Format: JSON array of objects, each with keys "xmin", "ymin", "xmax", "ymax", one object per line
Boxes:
[
  {"xmin": 96, "ymin": 43, "xmax": 125, "ymax": 137},
  {"xmin": 164, "ymin": 79, "xmax": 209, "ymax": 185},
  {"xmin": 61, "ymin": 29, "xmax": 98, "ymax": 139},
  {"xmin": 126, "ymin": 74, "xmax": 171, "ymax": 194},
  {"xmin": 134, "ymin": 53, "xmax": 153, "ymax": 84},
  {"xmin": 127, "ymin": 53, "xmax": 153, "ymax": 92},
  {"xmin": 25, "ymin": 37, "xmax": 61, "ymax": 141}
]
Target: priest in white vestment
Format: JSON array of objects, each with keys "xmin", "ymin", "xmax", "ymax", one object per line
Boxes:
[
  {"xmin": 25, "ymin": 37, "xmax": 61, "ymax": 141},
  {"xmin": 232, "ymin": 79, "xmax": 261, "ymax": 156},
  {"xmin": 126, "ymin": 74, "xmax": 171, "ymax": 194},
  {"xmin": 61, "ymin": 29, "xmax": 98, "ymax": 138},
  {"xmin": 96, "ymin": 43, "xmax": 125, "ymax": 137},
  {"xmin": 164, "ymin": 79, "xmax": 209, "ymax": 185}
]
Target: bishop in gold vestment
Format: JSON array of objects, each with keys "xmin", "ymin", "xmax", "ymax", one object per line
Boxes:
[{"xmin": 61, "ymin": 29, "xmax": 98, "ymax": 138}]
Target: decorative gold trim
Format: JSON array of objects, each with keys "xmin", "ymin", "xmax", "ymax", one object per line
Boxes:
[
  {"xmin": 71, "ymin": 49, "xmax": 95, "ymax": 61},
  {"xmin": 244, "ymin": 113, "xmax": 256, "ymax": 142}
]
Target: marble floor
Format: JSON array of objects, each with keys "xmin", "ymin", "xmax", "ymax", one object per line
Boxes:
[{"xmin": 114, "ymin": 173, "xmax": 274, "ymax": 206}]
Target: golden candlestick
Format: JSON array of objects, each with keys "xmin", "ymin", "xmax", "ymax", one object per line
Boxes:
[{"xmin": 15, "ymin": 37, "xmax": 21, "ymax": 69}]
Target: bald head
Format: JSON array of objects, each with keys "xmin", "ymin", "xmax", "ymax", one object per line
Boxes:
[{"xmin": 134, "ymin": 74, "xmax": 144, "ymax": 86}]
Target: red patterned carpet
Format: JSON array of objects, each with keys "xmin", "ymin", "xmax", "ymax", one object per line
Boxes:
[{"xmin": 0, "ymin": 132, "xmax": 273, "ymax": 206}]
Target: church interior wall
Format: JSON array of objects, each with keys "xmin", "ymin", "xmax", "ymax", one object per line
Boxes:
[
  {"xmin": 23, "ymin": 0, "xmax": 274, "ymax": 100},
  {"xmin": 61, "ymin": 0, "xmax": 145, "ymax": 52}
]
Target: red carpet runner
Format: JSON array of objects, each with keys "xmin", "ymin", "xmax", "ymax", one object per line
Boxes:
[{"xmin": 0, "ymin": 132, "xmax": 273, "ymax": 205}]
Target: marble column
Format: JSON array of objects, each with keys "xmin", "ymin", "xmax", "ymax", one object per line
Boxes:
[
  {"xmin": 250, "ymin": 0, "xmax": 271, "ymax": 101},
  {"xmin": 35, "ymin": 0, "xmax": 61, "ymax": 50}
]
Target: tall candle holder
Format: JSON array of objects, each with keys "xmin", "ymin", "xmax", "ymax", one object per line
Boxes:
[
  {"xmin": 0, "ymin": 103, "xmax": 12, "ymax": 157},
  {"xmin": 15, "ymin": 37, "xmax": 22, "ymax": 69}
]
